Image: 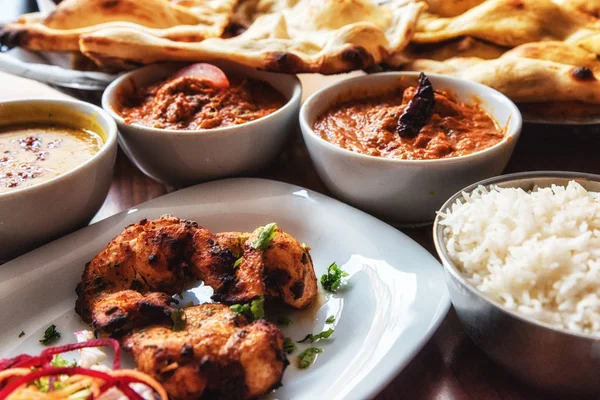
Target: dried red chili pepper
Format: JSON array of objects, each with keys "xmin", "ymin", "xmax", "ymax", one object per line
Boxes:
[{"xmin": 396, "ymin": 72, "xmax": 436, "ymax": 138}]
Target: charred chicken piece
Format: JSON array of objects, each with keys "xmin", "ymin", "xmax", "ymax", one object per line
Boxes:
[
  {"xmin": 190, "ymin": 229, "xmax": 248, "ymax": 293},
  {"xmin": 122, "ymin": 304, "xmax": 287, "ymax": 400},
  {"xmin": 213, "ymin": 228, "xmax": 318, "ymax": 309},
  {"xmin": 75, "ymin": 216, "xmax": 199, "ymax": 332}
]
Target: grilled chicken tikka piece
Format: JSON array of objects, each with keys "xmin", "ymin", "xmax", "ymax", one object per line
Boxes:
[
  {"xmin": 122, "ymin": 303, "xmax": 287, "ymax": 400},
  {"xmin": 214, "ymin": 228, "xmax": 318, "ymax": 308},
  {"xmin": 75, "ymin": 216, "xmax": 198, "ymax": 332}
]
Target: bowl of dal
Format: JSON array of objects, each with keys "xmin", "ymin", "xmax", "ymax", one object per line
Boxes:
[{"xmin": 0, "ymin": 99, "xmax": 117, "ymax": 261}]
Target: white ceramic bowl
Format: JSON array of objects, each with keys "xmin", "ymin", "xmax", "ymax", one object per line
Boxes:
[
  {"xmin": 0, "ymin": 99, "xmax": 117, "ymax": 261},
  {"xmin": 300, "ymin": 72, "xmax": 522, "ymax": 225},
  {"xmin": 102, "ymin": 62, "xmax": 302, "ymax": 187}
]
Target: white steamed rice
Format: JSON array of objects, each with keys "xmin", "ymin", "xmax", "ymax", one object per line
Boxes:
[{"xmin": 439, "ymin": 180, "xmax": 600, "ymax": 335}]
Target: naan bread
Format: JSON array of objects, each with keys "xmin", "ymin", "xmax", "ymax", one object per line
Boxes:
[
  {"xmin": 422, "ymin": 0, "xmax": 485, "ymax": 17},
  {"xmin": 413, "ymin": 0, "xmax": 596, "ymax": 47},
  {"xmin": 503, "ymin": 41, "xmax": 600, "ymax": 72},
  {"xmin": 79, "ymin": 0, "xmax": 425, "ymax": 74},
  {"xmin": 398, "ymin": 36, "xmax": 507, "ymax": 63},
  {"xmin": 567, "ymin": 31, "xmax": 600, "ymax": 55},
  {"xmin": 43, "ymin": 0, "xmax": 203, "ymax": 29},
  {"xmin": 0, "ymin": 0, "xmax": 238, "ymax": 52},
  {"xmin": 554, "ymin": 0, "xmax": 600, "ymax": 20},
  {"xmin": 403, "ymin": 55, "xmax": 600, "ymax": 103},
  {"xmin": 230, "ymin": 0, "xmax": 300, "ymax": 28}
]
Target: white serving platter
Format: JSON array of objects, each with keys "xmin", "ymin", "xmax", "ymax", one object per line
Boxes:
[{"xmin": 0, "ymin": 178, "xmax": 450, "ymax": 400}]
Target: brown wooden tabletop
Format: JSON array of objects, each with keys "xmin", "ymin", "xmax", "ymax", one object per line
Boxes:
[{"xmin": 94, "ymin": 121, "xmax": 599, "ymax": 400}]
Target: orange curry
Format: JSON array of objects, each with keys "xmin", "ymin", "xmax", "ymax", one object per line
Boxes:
[
  {"xmin": 313, "ymin": 87, "xmax": 504, "ymax": 160},
  {"xmin": 118, "ymin": 76, "xmax": 286, "ymax": 130}
]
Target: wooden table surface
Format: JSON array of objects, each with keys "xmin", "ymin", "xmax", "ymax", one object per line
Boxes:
[{"xmin": 96, "ymin": 120, "xmax": 599, "ymax": 400}]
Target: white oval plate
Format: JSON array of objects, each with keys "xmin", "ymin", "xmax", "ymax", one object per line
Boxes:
[{"xmin": 0, "ymin": 178, "xmax": 449, "ymax": 400}]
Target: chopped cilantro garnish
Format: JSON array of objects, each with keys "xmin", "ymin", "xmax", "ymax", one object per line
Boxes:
[
  {"xmin": 250, "ymin": 297, "xmax": 265, "ymax": 320},
  {"xmin": 171, "ymin": 309, "xmax": 187, "ymax": 332},
  {"xmin": 18, "ymin": 331, "xmax": 24, "ymax": 338},
  {"xmin": 233, "ymin": 257, "xmax": 243, "ymax": 268},
  {"xmin": 230, "ymin": 297, "xmax": 265, "ymax": 321},
  {"xmin": 320, "ymin": 262, "xmax": 348, "ymax": 293},
  {"xmin": 325, "ymin": 315, "xmax": 335, "ymax": 324},
  {"xmin": 298, "ymin": 328, "xmax": 334, "ymax": 343},
  {"xmin": 251, "ymin": 223, "xmax": 278, "ymax": 250},
  {"xmin": 39, "ymin": 324, "xmax": 60, "ymax": 345},
  {"xmin": 298, "ymin": 347, "xmax": 322, "ymax": 369},
  {"xmin": 230, "ymin": 303, "xmax": 249, "ymax": 315},
  {"xmin": 277, "ymin": 316, "xmax": 293, "ymax": 326},
  {"xmin": 283, "ymin": 337, "xmax": 296, "ymax": 354}
]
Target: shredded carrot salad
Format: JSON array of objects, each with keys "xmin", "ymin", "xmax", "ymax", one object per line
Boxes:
[{"xmin": 0, "ymin": 339, "xmax": 168, "ymax": 400}]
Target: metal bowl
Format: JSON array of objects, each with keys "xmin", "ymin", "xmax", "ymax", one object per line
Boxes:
[{"xmin": 433, "ymin": 171, "xmax": 600, "ymax": 396}]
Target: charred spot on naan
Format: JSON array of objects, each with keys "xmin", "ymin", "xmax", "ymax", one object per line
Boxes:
[
  {"xmin": 509, "ymin": 0, "xmax": 526, "ymax": 10},
  {"xmin": 340, "ymin": 45, "xmax": 375, "ymax": 70},
  {"xmin": 265, "ymin": 52, "xmax": 306, "ymax": 73},
  {"xmin": 571, "ymin": 66, "xmax": 596, "ymax": 81},
  {"xmin": 102, "ymin": 0, "xmax": 121, "ymax": 9},
  {"xmin": 402, "ymin": 37, "xmax": 508, "ymax": 62}
]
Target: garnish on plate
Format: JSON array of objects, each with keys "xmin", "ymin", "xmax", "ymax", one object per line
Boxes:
[
  {"xmin": 171, "ymin": 309, "xmax": 187, "ymax": 332},
  {"xmin": 251, "ymin": 223, "xmax": 278, "ymax": 250},
  {"xmin": 298, "ymin": 328, "xmax": 335, "ymax": 343},
  {"xmin": 298, "ymin": 348, "xmax": 323, "ymax": 369},
  {"xmin": 277, "ymin": 316, "xmax": 293, "ymax": 326},
  {"xmin": 233, "ymin": 256, "xmax": 243, "ymax": 268},
  {"xmin": 395, "ymin": 72, "xmax": 436, "ymax": 138},
  {"xmin": 18, "ymin": 331, "xmax": 24, "ymax": 338},
  {"xmin": 39, "ymin": 324, "xmax": 60, "ymax": 346},
  {"xmin": 320, "ymin": 262, "xmax": 348, "ymax": 293},
  {"xmin": 283, "ymin": 337, "xmax": 297, "ymax": 354},
  {"xmin": 325, "ymin": 315, "xmax": 335, "ymax": 324},
  {"xmin": 250, "ymin": 297, "xmax": 265, "ymax": 320},
  {"xmin": 230, "ymin": 297, "xmax": 265, "ymax": 321}
]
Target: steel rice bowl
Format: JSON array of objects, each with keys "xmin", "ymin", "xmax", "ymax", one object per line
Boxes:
[{"xmin": 433, "ymin": 171, "xmax": 600, "ymax": 396}]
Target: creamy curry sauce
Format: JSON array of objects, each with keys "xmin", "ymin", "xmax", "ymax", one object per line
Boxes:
[
  {"xmin": 313, "ymin": 87, "xmax": 505, "ymax": 160},
  {"xmin": 0, "ymin": 124, "xmax": 103, "ymax": 192}
]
